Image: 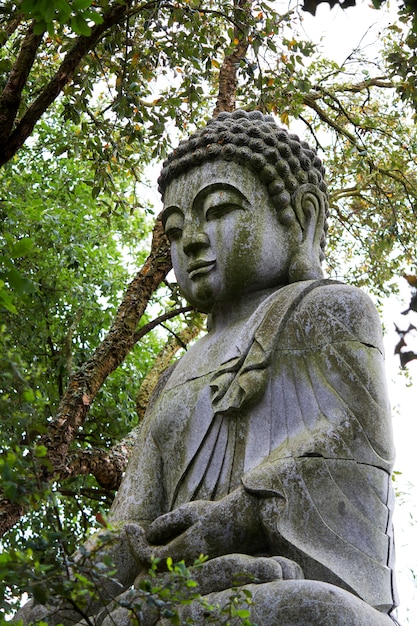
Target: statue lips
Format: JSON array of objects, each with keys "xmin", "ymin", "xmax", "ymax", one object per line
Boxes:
[{"xmin": 187, "ymin": 260, "xmax": 216, "ymax": 279}]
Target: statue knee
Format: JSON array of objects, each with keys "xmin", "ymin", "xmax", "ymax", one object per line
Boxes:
[{"xmin": 246, "ymin": 580, "xmax": 395, "ymax": 626}]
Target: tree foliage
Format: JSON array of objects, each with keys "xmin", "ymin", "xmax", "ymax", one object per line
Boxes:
[
  {"xmin": 302, "ymin": 0, "xmax": 417, "ymax": 23},
  {"xmin": 1, "ymin": 0, "xmax": 417, "ymax": 619}
]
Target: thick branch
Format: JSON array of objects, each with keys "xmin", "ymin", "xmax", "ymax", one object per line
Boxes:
[
  {"xmin": 65, "ymin": 448, "xmax": 129, "ymax": 491},
  {"xmin": 0, "ymin": 24, "xmax": 43, "ymax": 140},
  {"xmin": 213, "ymin": 0, "xmax": 252, "ymax": 116},
  {"xmin": 43, "ymin": 218, "xmax": 171, "ymax": 472}
]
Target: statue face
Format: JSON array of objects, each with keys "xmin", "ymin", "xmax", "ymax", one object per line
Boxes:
[{"xmin": 162, "ymin": 161, "xmax": 295, "ymax": 312}]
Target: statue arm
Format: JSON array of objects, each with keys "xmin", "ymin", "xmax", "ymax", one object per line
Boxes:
[
  {"xmin": 242, "ymin": 283, "xmax": 394, "ymax": 510},
  {"xmin": 239, "ymin": 284, "xmax": 396, "ymax": 610},
  {"xmin": 109, "ymin": 427, "xmax": 165, "ymax": 527},
  {"xmin": 71, "ymin": 428, "xmax": 167, "ymax": 598}
]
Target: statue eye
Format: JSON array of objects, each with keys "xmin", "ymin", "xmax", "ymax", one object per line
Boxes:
[
  {"xmin": 165, "ymin": 226, "xmax": 183, "ymax": 242},
  {"xmin": 164, "ymin": 212, "xmax": 184, "ymax": 242},
  {"xmin": 205, "ymin": 204, "xmax": 240, "ymax": 221}
]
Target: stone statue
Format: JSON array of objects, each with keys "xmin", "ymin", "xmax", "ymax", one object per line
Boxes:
[{"xmin": 15, "ymin": 110, "xmax": 399, "ymax": 625}]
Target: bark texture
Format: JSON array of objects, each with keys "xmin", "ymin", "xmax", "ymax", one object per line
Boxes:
[
  {"xmin": 0, "ymin": 25, "xmax": 43, "ymax": 141},
  {"xmin": 213, "ymin": 0, "xmax": 251, "ymax": 117}
]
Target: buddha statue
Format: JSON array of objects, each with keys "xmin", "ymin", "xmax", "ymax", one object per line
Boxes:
[{"xmin": 15, "ymin": 110, "xmax": 399, "ymax": 625}]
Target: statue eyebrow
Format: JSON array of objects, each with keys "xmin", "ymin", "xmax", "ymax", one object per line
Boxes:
[
  {"xmin": 162, "ymin": 205, "xmax": 183, "ymax": 227},
  {"xmin": 195, "ymin": 183, "xmax": 249, "ymax": 205}
]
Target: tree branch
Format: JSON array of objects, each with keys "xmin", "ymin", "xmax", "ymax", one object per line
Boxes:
[
  {"xmin": 0, "ymin": 23, "xmax": 44, "ymax": 141},
  {"xmin": 132, "ymin": 305, "xmax": 193, "ymax": 343},
  {"xmin": 65, "ymin": 447, "xmax": 129, "ymax": 491},
  {"xmin": 0, "ymin": 11, "xmax": 24, "ymax": 48},
  {"xmin": 0, "ymin": 216, "xmax": 172, "ymax": 537},
  {"xmin": 213, "ymin": 0, "xmax": 252, "ymax": 116},
  {"xmin": 302, "ymin": 93, "xmax": 362, "ymax": 149},
  {"xmin": 303, "ymin": 77, "xmax": 397, "ymax": 144},
  {"xmin": 336, "ymin": 77, "xmax": 395, "ymax": 93},
  {"xmin": 42, "ymin": 217, "xmax": 171, "ymax": 474},
  {"xmin": 0, "ymin": 0, "xmax": 138, "ymax": 165}
]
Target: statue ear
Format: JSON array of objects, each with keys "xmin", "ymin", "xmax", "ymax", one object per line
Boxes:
[{"xmin": 288, "ymin": 183, "xmax": 326, "ymax": 283}]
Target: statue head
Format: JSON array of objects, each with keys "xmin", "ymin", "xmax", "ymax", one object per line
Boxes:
[{"xmin": 158, "ymin": 110, "xmax": 329, "ymax": 312}]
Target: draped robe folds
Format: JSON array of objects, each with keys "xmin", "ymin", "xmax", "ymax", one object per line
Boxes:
[{"xmin": 110, "ymin": 279, "xmax": 398, "ymax": 616}]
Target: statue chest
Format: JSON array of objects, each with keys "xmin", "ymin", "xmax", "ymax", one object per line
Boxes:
[{"xmin": 149, "ymin": 369, "xmax": 282, "ymax": 509}]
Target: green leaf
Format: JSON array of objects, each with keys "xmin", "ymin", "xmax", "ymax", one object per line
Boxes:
[
  {"xmin": 32, "ymin": 583, "xmax": 48, "ymax": 605},
  {"xmin": 4, "ymin": 268, "xmax": 37, "ymax": 295},
  {"xmin": 0, "ymin": 281, "xmax": 17, "ymax": 313},
  {"xmin": 33, "ymin": 20, "xmax": 47, "ymax": 35},
  {"xmin": 55, "ymin": 0, "xmax": 72, "ymax": 21},
  {"xmin": 11, "ymin": 237, "xmax": 34, "ymax": 259},
  {"xmin": 72, "ymin": 0, "xmax": 93, "ymax": 10},
  {"xmin": 22, "ymin": 389, "xmax": 35, "ymax": 402},
  {"xmin": 34, "ymin": 445, "xmax": 48, "ymax": 458},
  {"xmin": 71, "ymin": 14, "xmax": 91, "ymax": 36},
  {"xmin": 84, "ymin": 10, "xmax": 104, "ymax": 25}
]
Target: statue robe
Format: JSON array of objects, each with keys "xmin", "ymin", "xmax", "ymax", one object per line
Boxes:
[{"xmin": 111, "ymin": 279, "xmax": 398, "ymax": 616}]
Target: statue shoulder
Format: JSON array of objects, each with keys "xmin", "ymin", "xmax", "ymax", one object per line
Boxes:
[{"xmin": 288, "ymin": 281, "xmax": 384, "ymax": 351}]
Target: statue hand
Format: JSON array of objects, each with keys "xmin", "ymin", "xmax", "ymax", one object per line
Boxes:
[
  {"xmin": 146, "ymin": 500, "xmax": 213, "ymax": 545},
  {"xmin": 269, "ymin": 556, "xmax": 304, "ymax": 580},
  {"xmin": 124, "ymin": 523, "xmax": 153, "ymax": 567},
  {"xmin": 192, "ymin": 554, "xmax": 304, "ymax": 595},
  {"xmin": 145, "ymin": 500, "xmax": 213, "ymax": 564},
  {"xmin": 146, "ymin": 488, "xmax": 264, "ymax": 565}
]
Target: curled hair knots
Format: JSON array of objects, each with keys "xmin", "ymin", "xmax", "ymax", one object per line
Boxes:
[
  {"xmin": 222, "ymin": 143, "xmax": 237, "ymax": 160},
  {"xmin": 249, "ymin": 153, "xmax": 267, "ymax": 171},
  {"xmin": 235, "ymin": 146, "xmax": 253, "ymax": 166},
  {"xmin": 157, "ymin": 110, "xmax": 329, "ymax": 258}
]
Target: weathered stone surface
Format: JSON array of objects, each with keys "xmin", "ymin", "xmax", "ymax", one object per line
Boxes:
[
  {"xmin": 14, "ymin": 110, "xmax": 399, "ymax": 625},
  {"xmin": 173, "ymin": 580, "xmax": 396, "ymax": 626}
]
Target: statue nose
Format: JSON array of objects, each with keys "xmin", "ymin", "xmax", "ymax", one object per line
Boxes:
[{"xmin": 182, "ymin": 223, "xmax": 210, "ymax": 255}]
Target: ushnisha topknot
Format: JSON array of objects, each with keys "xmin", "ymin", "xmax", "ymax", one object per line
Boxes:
[{"xmin": 158, "ymin": 109, "xmax": 329, "ymax": 257}]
